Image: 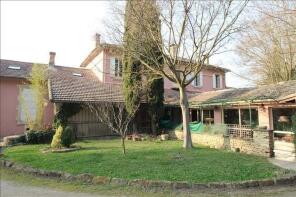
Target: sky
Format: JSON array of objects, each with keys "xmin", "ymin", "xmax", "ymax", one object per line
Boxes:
[{"xmin": 1, "ymin": 1, "xmax": 252, "ymax": 88}]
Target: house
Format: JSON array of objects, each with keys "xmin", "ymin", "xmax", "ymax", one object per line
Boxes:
[
  {"xmin": 0, "ymin": 60, "xmax": 54, "ymax": 138},
  {"xmin": 47, "ymin": 34, "xmax": 230, "ymax": 137},
  {"xmin": 0, "ymin": 34, "xmax": 238, "ymax": 138}
]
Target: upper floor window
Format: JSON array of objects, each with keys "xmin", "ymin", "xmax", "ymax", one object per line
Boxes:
[
  {"xmin": 213, "ymin": 74, "xmax": 222, "ymax": 89},
  {"xmin": 192, "ymin": 72, "xmax": 203, "ymax": 87},
  {"xmin": 110, "ymin": 57, "xmax": 122, "ymax": 77}
]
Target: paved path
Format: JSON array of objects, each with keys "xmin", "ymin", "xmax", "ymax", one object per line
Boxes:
[
  {"xmin": 269, "ymin": 158, "xmax": 296, "ymax": 171},
  {"xmin": 1, "ymin": 180, "xmax": 103, "ymax": 197}
]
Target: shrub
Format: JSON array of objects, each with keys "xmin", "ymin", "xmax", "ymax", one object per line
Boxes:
[
  {"xmin": 15, "ymin": 134, "xmax": 27, "ymax": 144},
  {"xmin": 51, "ymin": 125, "xmax": 63, "ymax": 149},
  {"xmin": 61, "ymin": 126, "xmax": 75, "ymax": 148},
  {"xmin": 25, "ymin": 130, "xmax": 55, "ymax": 144},
  {"xmin": 25, "ymin": 130, "xmax": 38, "ymax": 144}
]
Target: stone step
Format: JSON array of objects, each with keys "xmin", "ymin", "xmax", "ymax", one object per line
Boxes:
[
  {"xmin": 274, "ymin": 150, "xmax": 296, "ymax": 158},
  {"xmin": 274, "ymin": 156, "xmax": 296, "ymax": 162},
  {"xmin": 274, "ymin": 149, "xmax": 295, "ymax": 155},
  {"xmin": 274, "ymin": 147, "xmax": 295, "ymax": 152},
  {"xmin": 274, "ymin": 141, "xmax": 295, "ymax": 149}
]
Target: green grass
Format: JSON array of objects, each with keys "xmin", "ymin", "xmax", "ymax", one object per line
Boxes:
[{"xmin": 2, "ymin": 139, "xmax": 289, "ymax": 183}]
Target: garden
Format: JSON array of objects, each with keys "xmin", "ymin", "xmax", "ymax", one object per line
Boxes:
[{"xmin": 2, "ymin": 139, "xmax": 290, "ymax": 183}]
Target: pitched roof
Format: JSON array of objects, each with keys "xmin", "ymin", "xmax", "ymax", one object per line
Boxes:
[
  {"xmin": 49, "ymin": 66, "xmax": 124, "ymax": 103},
  {"xmin": 49, "ymin": 65, "xmax": 185, "ymax": 104},
  {"xmin": 80, "ymin": 43, "xmax": 230, "ymax": 72},
  {"xmin": 164, "ymin": 88, "xmax": 196, "ymax": 106},
  {"xmin": 0, "ymin": 59, "xmax": 35, "ymax": 79},
  {"xmin": 190, "ymin": 80, "xmax": 296, "ymax": 106},
  {"xmin": 80, "ymin": 43, "xmax": 123, "ymax": 67}
]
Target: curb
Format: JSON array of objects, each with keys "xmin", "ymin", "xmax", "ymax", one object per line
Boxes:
[{"xmin": 1, "ymin": 160, "xmax": 296, "ymax": 191}]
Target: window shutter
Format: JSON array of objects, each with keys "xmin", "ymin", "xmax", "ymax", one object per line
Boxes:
[
  {"xmin": 19, "ymin": 87, "xmax": 36, "ymax": 123},
  {"xmin": 220, "ymin": 74, "xmax": 223, "ymax": 88},
  {"xmin": 200, "ymin": 71, "xmax": 203, "ymax": 87},
  {"xmin": 212, "ymin": 74, "xmax": 216, "ymax": 88},
  {"xmin": 110, "ymin": 57, "xmax": 115, "ymax": 75}
]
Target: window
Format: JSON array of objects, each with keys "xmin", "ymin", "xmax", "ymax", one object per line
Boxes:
[
  {"xmin": 213, "ymin": 74, "xmax": 222, "ymax": 89},
  {"xmin": 72, "ymin": 73, "xmax": 82, "ymax": 77},
  {"xmin": 192, "ymin": 72, "xmax": 203, "ymax": 87},
  {"xmin": 8, "ymin": 65, "xmax": 21, "ymax": 70},
  {"xmin": 19, "ymin": 87, "xmax": 36, "ymax": 123},
  {"xmin": 110, "ymin": 57, "xmax": 122, "ymax": 77}
]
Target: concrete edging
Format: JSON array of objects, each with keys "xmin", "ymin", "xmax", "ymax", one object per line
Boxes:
[{"xmin": 1, "ymin": 160, "xmax": 296, "ymax": 191}]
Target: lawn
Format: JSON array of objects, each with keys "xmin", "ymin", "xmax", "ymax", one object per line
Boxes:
[{"xmin": 2, "ymin": 139, "xmax": 288, "ymax": 183}]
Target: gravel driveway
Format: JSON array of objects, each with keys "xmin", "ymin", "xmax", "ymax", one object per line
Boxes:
[
  {"xmin": 1, "ymin": 179, "xmax": 296, "ymax": 197},
  {"xmin": 1, "ymin": 180, "xmax": 103, "ymax": 197}
]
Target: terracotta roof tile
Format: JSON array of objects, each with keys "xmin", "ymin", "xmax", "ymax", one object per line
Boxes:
[
  {"xmin": 190, "ymin": 80, "xmax": 296, "ymax": 105},
  {"xmin": 49, "ymin": 66, "xmax": 124, "ymax": 103}
]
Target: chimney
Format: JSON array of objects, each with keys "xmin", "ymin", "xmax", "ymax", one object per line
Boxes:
[
  {"xmin": 95, "ymin": 33, "xmax": 101, "ymax": 48},
  {"xmin": 49, "ymin": 52, "xmax": 56, "ymax": 66},
  {"xmin": 169, "ymin": 44, "xmax": 177, "ymax": 58}
]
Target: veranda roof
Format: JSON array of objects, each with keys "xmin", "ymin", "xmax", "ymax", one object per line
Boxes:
[{"xmin": 190, "ymin": 80, "xmax": 296, "ymax": 107}]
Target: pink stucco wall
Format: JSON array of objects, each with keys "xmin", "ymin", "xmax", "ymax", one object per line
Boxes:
[
  {"xmin": 103, "ymin": 50, "xmax": 122, "ymax": 85},
  {"xmin": 99, "ymin": 50, "xmax": 226, "ymax": 93},
  {"xmin": 164, "ymin": 69, "xmax": 226, "ymax": 92},
  {"xmin": 214, "ymin": 107, "xmax": 223, "ymax": 124},
  {"xmin": 0, "ymin": 77, "xmax": 54, "ymax": 138}
]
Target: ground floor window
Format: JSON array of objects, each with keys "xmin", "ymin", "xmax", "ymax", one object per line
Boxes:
[
  {"xmin": 224, "ymin": 108, "xmax": 258, "ymax": 127},
  {"xmin": 272, "ymin": 108, "xmax": 296, "ymax": 131},
  {"xmin": 224, "ymin": 109, "xmax": 239, "ymax": 124},
  {"xmin": 19, "ymin": 86, "xmax": 36, "ymax": 123},
  {"xmin": 240, "ymin": 109, "xmax": 258, "ymax": 127}
]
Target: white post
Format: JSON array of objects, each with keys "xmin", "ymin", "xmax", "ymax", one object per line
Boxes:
[
  {"xmin": 238, "ymin": 108, "xmax": 242, "ymax": 137},
  {"xmin": 201, "ymin": 109, "xmax": 204, "ymax": 123}
]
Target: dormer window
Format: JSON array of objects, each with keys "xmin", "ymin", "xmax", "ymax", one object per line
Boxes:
[
  {"xmin": 213, "ymin": 74, "xmax": 222, "ymax": 89},
  {"xmin": 8, "ymin": 65, "xmax": 21, "ymax": 70},
  {"xmin": 110, "ymin": 57, "xmax": 122, "ymax": 77},
  {"xmin": 73, "ymin": 73, "xmax": 82, "ymax": 77}
]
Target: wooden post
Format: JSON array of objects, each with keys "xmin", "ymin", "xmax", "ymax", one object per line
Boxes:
[
  {"xmin": 221, "ymin": 104, "xmax": 224, "ymax": 124},
  {"xmin": 249, "ymin": 103, "xmax": 252, "ymax": 128}
]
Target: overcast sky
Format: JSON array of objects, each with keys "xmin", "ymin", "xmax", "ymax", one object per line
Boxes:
[{"xmin": 1, "ymin": 1, "xmax": 252, "ymax": 88}]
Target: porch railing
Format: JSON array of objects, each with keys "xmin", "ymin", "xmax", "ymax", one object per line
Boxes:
[{"xmin": 226, "ymin": 124, "xmax": 253, "ymax": 139}]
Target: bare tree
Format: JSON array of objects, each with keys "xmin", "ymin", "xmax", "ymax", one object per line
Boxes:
[
  {"xmin": 237, "ymin": 1, "xmax": 296, "ymax": 85},
  {"xmin": 86, "ymin": 102, "xmax": 139, "ymax": 154},
  {"xmin": 123, "ymin": 0, "xmax": 248, "ymax": 148}
]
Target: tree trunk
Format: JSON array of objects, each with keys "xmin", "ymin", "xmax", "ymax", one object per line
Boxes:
[
  {"xmin": 121, "ymin": 137, "xmax": 126, "ymax": 155},
  {"xmin": 151, "ymin": 114, "xmax": 157, "ymax": 136},
  {"xmin": 179, "ymin": 86, "xmax": 193, "ymax": 149}
]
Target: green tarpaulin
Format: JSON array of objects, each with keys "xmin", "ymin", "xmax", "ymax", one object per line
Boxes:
[{"xmin": 160, "ymin": 120, "xmax": 204, "ymax": 133}]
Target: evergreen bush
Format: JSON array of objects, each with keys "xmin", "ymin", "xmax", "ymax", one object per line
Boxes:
[
  {"xmin": 25, "ymin": 130, "xmax": 54, "ymax": 144},
  {"xmin": 61, "ymin": 126, "xmax": 75, "ymax": 148}
]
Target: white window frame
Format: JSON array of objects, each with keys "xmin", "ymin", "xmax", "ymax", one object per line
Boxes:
[
  {"xmin": 110, "ymin": 57, "xmax": 122, "ymax": 77},
  {"xmin": 192, "ymin": 72, "xmax": 203, "ymax": 87},
  {"xmin": 213, "ymin": 74, "xmax": 222, "ymax": 89}
]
